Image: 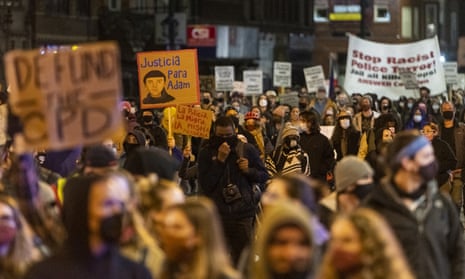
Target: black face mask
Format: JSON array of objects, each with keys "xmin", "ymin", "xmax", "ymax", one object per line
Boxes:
[
  {"xmin": 123, "ymin": 142, "xmax": 139, "ymax": 154},
  {"xmin": 394, "ymin": 183, "xmax": 427, "ymax": 200},
  {"xmin": 271, "ymin": 271, "xmax": 309, "ymax": 279},
  {"xmin": 210, "ymin": 135, "xmax": 237, "ymax": 149},
  {"xmin": 352, "ymin": 183, "xmax": 374, "ymax": 200},
  {"xmin": 382, "ymin": 105, "xmax": 390, "ymax": 111},
  {"xmin": 442, "ymin": 111, "xmax": 454, "ymax": 120},
  {"xmin": 142, "ymin": 116, "xmax": 153, "ymax": 123},
  {"xmin": 202, "ymin": 98, "xmax": 210, "ymax": 105},
  {"xmin": 299, "ymin": 103, "xmax": 307, "ymax": 110},
  {"xmin": 100, "ymin": 213, "xmax": 123, "ymax": 244},
  {"xmin": 418, "ymin": 160, "xmax": 438, "ymax": 182}
]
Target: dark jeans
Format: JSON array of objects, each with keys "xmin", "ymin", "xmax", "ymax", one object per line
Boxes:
[{"xmin": 221, "ymin": 216, "xmax": 254, "ymax": 266}]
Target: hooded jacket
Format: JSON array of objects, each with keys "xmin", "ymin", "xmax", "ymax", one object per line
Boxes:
[
  {"xmin": 250, "ymin": 202, "xmax": 316, "ymax": 279},
  {"xmin": 364, "ymin": 178, "xmax": 465, "ymax": 279},
  {"xmin": 24, "ymin": 175, "xmax": 152, "ymax": 279}
]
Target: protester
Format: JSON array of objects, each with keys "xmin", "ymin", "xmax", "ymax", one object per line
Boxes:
[
  {"xmin": 308, "ymin": 86, "xmax": 337, "ymax": 122},
  {"xmin": 198, "ymin": 116, "xmax": 268, "ymax": 264},
  {"xmin": 249, "ymin": 201, "xmax": 316, "ymax": 279},
  {"xmin": 0, "ymin": 194, "xmax": 41, "ymax": 278},
  {"xmin": 331, "ymin": 110, "xmax": 360, "ymax": 161},
  {"xmin": 352, "ymin": 95, "xmax": 378, "ymax": 159},
  {"xmin": 317, "ymin": 208, "xmax": 415, "ymax": 279},
  {"xmin": 266, "ymin": 123, "xmax": 310, "ymax": 177},
  {"xmin": 364, "ymin": 130, "xmax": 465, "ymax": 279},
  {"xmin": 24, "ymin": 174, "xmax": 152, "ymax": 279},
  {"xmin": 299, "ymin": 111, "xmax": 334, "ymax": 182},
  {"xmin": 159, "ymin": 197, "xmax": 240, "ymax": 279}
]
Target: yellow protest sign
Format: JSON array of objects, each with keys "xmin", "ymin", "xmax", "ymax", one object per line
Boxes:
[
  {"xmin": 173, "ymin": 105, "xmax": 212, "ymax": 139},
  {"xmin": 137, "ymin": 49, "xmax": 200, "ymax": 109},
  {"xmin": 4, "ymin": 41, "xmax": 123, "ymax": 150}
]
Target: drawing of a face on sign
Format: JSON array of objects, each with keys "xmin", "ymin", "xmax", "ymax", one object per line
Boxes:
[
  {"xmin": 137, "ymin": 49, "xmax": 201, "ymax": 109},
  {"xmin": 142, "ymin": 70, "xmax": 175, "ymax": 104}
]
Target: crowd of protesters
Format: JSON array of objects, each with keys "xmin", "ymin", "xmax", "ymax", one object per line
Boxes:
[{"xmin": 0, "ymin": 84, "xmax": 464, "ymax": 279}]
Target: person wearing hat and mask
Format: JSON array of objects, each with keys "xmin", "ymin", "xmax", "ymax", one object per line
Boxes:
[
  {"xmin": 243, "ymin": 111, "xmax": 273, "ymax": 162},
  {"xmin": 331, "ymin": 110, "xmax": 360, "ymax": 161},
  {"xmin": 364, "ymin": 130, "xmax": 465, "ymax": 279},
  {"xmin": 266, "ymin": 123, "xmax": 310, "ymax": 177},
  {"xmin": 265, "ymin": 90, "xmax": 279, "ymax": 111}
]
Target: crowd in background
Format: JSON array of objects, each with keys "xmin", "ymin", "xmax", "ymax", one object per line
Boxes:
[{"xmin": 0, "ymin": 84, "xmax": 464, "ymax": 279}]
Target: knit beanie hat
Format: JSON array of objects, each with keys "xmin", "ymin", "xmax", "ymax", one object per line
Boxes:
[
  {"xmin": 335, "ymin": 155, "xmax": 374, "ymax": 192},
  {"xmin": 280, "ymin": 124, "xmax": 300, "ymax": 140}
]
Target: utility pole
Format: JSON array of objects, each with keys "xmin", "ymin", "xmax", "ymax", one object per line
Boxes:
[{"xmin": 360, "ymin": 0, "xmax": 367, "ymax": 38}]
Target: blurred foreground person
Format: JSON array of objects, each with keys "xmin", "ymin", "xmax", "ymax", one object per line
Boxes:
[
  {"xmin": 0, "ymin": 195, "xmax": 41, "ymax": 278},
  {"xmin": 249, "ymin": 201, "xmax": 316, "ymax": 279},
  {"xmin": 24, "ymin": 174, "xmax": 152, "ymax": 279},
  {"xmin": 317, "ymin": 208, "xmax": 414, "ymax": 279},
  {"xmin": 159, "ymin": 197, "xmax": 240, "ymax": 279},
  {"xmin": 364, "ymin": 130, "xmax": 465, "ymax": 279}
]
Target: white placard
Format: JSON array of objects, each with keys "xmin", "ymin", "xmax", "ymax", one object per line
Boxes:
[
  {"xmin": 214, "ymin": 66, "xmax": 234, "ymax": 91},
  {"xmin": 304, "ymin": 65, "xmax": 326, "ymax": 93},
  {"xmin": 273, "ymin": 61, "xmax": 292, "ymax": 88},
  {"xmin": 243, "ymin": 70, "xmax": 263, "ymax": 95}
]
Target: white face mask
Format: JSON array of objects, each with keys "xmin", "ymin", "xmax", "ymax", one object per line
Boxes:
[
  {"xmin": 432, "ymin": 104, "xmax": 440, "ymax": 111},
  {"xmin": 413, "ymin": 115, "xmax": 422, "ymax": 123},
  {"xmin": 259, "ymin": 99, "xmax": 268, "ymax": 107},
  {"xmin": 340, "ymin": 119, "xmax": 350, "ymax": 129}
]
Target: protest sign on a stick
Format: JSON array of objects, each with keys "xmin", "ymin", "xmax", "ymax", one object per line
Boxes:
[
  {"xmin": 137, "ymin": 49, "xmax": 200, "ymax": 109},
  {"xmin": 5, "ymin": 42, "xmax": 122, "ymax": 150},
  {"xmin": 243, "ymin": 70, "xmax": 263, "ymax": 95},
  {"xmin": 215, "ymin": 66, "xmax": 234, "ymax": 91},
  {"xmin": 303, "ymin": 65, "xmax": 326, "ymax": 93},
  {"xmin": 273, "ymin": 62, "xmax": 292, "ymax": 88},
  {"xmin": 173, "ymin": 105, "xmax": 212, "ymax": 139}
]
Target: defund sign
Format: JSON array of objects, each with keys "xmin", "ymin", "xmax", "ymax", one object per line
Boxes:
[
  {"xmin": 4, "ymin": 42, "xmax": 123, "ymax": 150},
  {"xmin": 344, "ymin": 34, "xmax": 446, "ymax": 99}
]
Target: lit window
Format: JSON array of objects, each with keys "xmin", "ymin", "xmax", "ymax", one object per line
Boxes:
[
  {"xmin": 314, "ymin": 6, "xmax": 328, "ymax": 22},
  {"xmin": 374, "ymin": 5, "xmax": 390, "ymax": 23}
]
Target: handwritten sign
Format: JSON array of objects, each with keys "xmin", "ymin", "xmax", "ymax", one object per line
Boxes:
[
  {"xmin": 215, "ymin": 66, "xmax": 234, "ymax": 91},
  {"xmin": 243, "ymin": 70, "xmax": 263, "ymax": 95},
  {"xmin": 303, "ymin": 65, "xmax": 326, "ymax": 93},
  {"xmin": 5, "ymin": 42, "xmax": 122, "ymax": 150},
  {"xmin": 273, "ymin": 62, "xmax": 292, "ymax": 88},
  {"xmin": 137, "ymin": 49, "xmax": 200, "ymax": 109},
  {"xmin": 173, "ymin": 105, "xmax": 213, "ymax": 138}
]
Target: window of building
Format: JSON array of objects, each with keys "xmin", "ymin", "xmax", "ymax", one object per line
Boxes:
[
  {"xmin": 314, "ymin": 5, "xmax": 328, "ymax": 22},
  {"xmin": 401, "ymin": 6, "xmax": 412, "ymax": 38},
  {"xmin": 374, "ymin": 5, "xmax": 390, "ymax": 23},
  {"xmin": 45, "ymin": 0, "xmax": 70, "ymax": 15},
  {"xmin": 108, "ymin": 0, "xmax": 121, "ymax": 11}
]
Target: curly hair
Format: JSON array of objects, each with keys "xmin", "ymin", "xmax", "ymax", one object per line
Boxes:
[{"xmin": 317, "ymin": 208, "xmax": 414, "ymax": 279}]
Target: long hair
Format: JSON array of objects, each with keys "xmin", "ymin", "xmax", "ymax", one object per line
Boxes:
[
  {"xmin": 317, "ymin": 208, "xmax": 414, "ymax": 279},
  {"xmin": 160, "ymin": 197, "xmax": 239, "ymax": 279},
  {"xmin": 0, "ymin": 194, "xmax": 41, "ymax": 277}
]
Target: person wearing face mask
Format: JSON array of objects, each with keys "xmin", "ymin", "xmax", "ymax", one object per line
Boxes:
[
  {"xmin": 331, "ymin": 111, "xmax": 360, "ymax": 161},
  {"xmin": 364, "ymin": 130, "xmax": 465, "ymax": 279},
  {"xmin": 266, "ymin": 124, "xmax": 310, "ymax": 177},
  {"xmin": 119, "ymin": 130, "xmax": 147, "ymax": 167},
  {"xmin": 198, "ymin": 116, "xmax": 268, "ymax": 265},
  {"xmin": 334, "ymin": 156, "xmax": 374, "ymax": 214},
  {"xmin": 352, "ymin": 95, "xmax": 379, "ymax": 160},
  {"xmin": 430, "ymin": 99, "xmax": 443, "ymax": 123},
  {"xmin": 0, "ymin": 195, "xmax": 42, "ymax": 278},
  {"xmin": 318, "ymin": 208, "xmax": 415, "ymax": 279},
  {"xmin": 140, "ymin": 110, "xmax": 168, "ymax": 150},
  {"xmin": 243, "ymin": 111, "xmax": 273, "ymax": 162},
  {"xmin": 24, "ymin": 174, "xmax": 152, "ymax": 279},
  {"xmin": 404, "ymin": 104, "xmax": 428, "ymax": 131},
  {"xmin": 438, "ymin": 101, "xmax": 465, "ymax": 215}
]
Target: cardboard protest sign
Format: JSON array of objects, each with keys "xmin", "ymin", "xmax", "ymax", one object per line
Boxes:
[
  {"xmin": 303, "ymin": 65, "xmax": 326, "ymax": 93},
  {"xmin": 279, "ymin": 92, "xmax": 299, "ymax": 107},
  {"xmin": 137, "ymin": 49, "xmax": 200, "ymax": 109},
  {"xmin": 443, "ymin": 62, "xmax": 458, "ymax": 85},
  {"xmin": 215, "ymin": 66, "xmax": 234, "ymax": 91},
  {"xmin": 4, "ymin": 41, "xmax": 122, "ymax": 150},
  {"xmin": 399, "ymin": 70, "xmax": 419, "ymax": 90},
  {"xmin": 344, "ymin": 34, "xmax": 446, "ymax": 99},
  {"xmin": 243, "ymin": 70, "xmax": 263, "ymax": 95},
  {"xmin": 173, "ymin": 105, "xmax": 212, "ymax": 138},
  {"xmin": 273, "ymin": 62, "xmax": 292, "ymax": 88}
]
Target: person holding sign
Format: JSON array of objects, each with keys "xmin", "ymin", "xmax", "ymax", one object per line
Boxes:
[{"xmin": 142, "ymin": 70, "xmax": 175, "ymax": 104}]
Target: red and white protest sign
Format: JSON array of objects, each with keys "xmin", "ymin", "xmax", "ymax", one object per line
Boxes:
[{"xmin": 344, "ymin": 34, "xmax": 446, "ymax": 99}]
